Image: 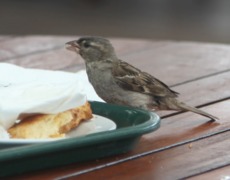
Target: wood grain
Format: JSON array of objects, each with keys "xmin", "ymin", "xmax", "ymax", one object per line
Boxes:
[
  {"xmin": 70, "ymin": 130, "xmax": 230, "ymax": 180},
  {"xmin": 5, "ymin": 48, "xmax": 82, "ymax": 70},
  {"xmin": 0, "ymin": 36, "xmax": 76, "ymax": 61},
  {"xmin": 188, "ymin": 165, "xmax": 230, "ymax": 180},
  {"xmin": 123, "ymin": 42, "xmax": 230, "ymax": 85},
  {"xmin": 0, "ymin": 36, "xmax": 153, "ymax": 63}
]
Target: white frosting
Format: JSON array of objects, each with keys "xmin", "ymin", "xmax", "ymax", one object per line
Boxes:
[{"xmin": 0, "ymin": 63, "xmax": 89, "ymax": 135}]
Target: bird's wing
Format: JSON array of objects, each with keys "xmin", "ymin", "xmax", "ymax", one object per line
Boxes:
[{"xmin": 112, "ymin": 60, "xmax": 179, "ymax": 97}]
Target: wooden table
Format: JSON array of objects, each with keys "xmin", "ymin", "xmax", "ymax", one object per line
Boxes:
[{"xmin": 1, "ymin": 36, "xmax": 230, "ymax": 180}]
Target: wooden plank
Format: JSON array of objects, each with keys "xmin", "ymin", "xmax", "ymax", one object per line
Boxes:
[
  {"xmin": 136, "ymin": 99, "xmax": 230, "ymax": 152},
  {"xmin": 171, "ymin": 71, "xmax": 230, "ymax": 106},
  {"xmin": 0, "ymin": 36, "xmax": 154, "ymax": 62},
  {"xmin": 0, "ymin": 36, "xmax": 78, "ymax": 61},
  {"xmin": 110, "ymin": 38, "xmax": 158, "ymax": 56},
  {"xmin": 3, "ymin": 38, "xmax": 154, "ymax": 70},
  {"xmin": 121, "ymin": 41, "xmax": 230, "ymax": 85},
  {"xmin": 5, "ymin": 48, "xmax": 82, "ymax": 70},
  {"xmin": 8, "ymin": 100, "xmax": 230, "ymax": 179},
  {"xmin": 188, "ymin": 165, "xmax": 230, "ymax": 180},
  {"xmin": 0, "ymin": 37, "xmax": 158, "ymax": 72},
  {"xmin": 2, "ymin": 37, "xmax": 230, "ymax": 86},
  {"xmin": 70, "ymin": 130, "xmax": 230, "ymax": 180}
]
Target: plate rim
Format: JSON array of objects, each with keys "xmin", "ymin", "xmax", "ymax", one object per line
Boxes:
[{"xmin": 0, "ymin": 101, "xmax": 160, "ymax": 162}]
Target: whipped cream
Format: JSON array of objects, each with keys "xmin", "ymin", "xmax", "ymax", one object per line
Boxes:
[{"xmin": 0, "ymin": 63, "xmax": 96, "ymax": 136}]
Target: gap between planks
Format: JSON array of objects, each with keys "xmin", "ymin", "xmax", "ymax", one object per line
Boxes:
[
  {"xmin": 170, "ymin": 68, "xmax": 230, "ymax": 88},
  {"xmin": 56, "ymin": 128, "xmax": 230, "ymax": 180}
]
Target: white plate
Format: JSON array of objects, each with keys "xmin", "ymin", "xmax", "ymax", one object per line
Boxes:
[{"xmin": 0, "ymin": 115, "xmax": 116, "ymax": 145}]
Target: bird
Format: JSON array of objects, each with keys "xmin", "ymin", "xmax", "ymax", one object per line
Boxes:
[{"xmin": 65, "ymin": 36, "xmax": 218, "ymax": 121}]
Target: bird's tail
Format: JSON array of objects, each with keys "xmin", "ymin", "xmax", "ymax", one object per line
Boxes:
[
  {"xmin": 162, "ymin": 98, "xmax": 219, "ymax": 121},
  {"xmin": 177, "ymin": 102, "xmax": 218, "ymax": 121}
]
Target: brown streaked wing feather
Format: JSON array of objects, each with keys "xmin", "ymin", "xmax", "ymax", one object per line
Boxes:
[{"xmin": 112, "ymin": 60, "xmax": 179, "ymax": 97}]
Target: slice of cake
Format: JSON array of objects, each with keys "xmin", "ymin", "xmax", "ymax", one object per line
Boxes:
[
  {"xmin": 8, "ymin": 102, "xmax": 92, "ymax": 139},
  {"xmin": 0, "ymin": 63, "xmax": 93, "ymax": 139}
]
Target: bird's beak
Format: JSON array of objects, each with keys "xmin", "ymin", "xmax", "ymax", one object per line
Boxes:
[{"xmin": 65, "ymin": 41, "xmax": 80, "ymax": 54}]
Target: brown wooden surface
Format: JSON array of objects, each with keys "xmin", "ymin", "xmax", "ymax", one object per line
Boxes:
[{"xmin": 1, "ymin": 36, "xmax": 230, "ymax": 180}]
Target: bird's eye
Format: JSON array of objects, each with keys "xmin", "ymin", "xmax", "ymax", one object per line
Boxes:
[{"xmin": 83, "ymin": 42, "xmax": 90, "ymax": 48}]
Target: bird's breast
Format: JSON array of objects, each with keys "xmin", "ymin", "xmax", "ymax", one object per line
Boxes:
[
  {"xmin": 86, "ymin": 62, "xmax": 115, "ymax": 90},
  {"xmin": 85, "ymin": 62, "xmax": 154, "ymax": 110}
]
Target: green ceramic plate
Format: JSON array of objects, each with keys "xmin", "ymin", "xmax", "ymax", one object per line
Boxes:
[{"xmin": 0, "ymin": 101, "xmax": 160, "ymax": 177}]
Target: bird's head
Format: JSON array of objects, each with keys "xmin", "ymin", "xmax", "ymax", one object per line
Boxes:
[{"xmin": 66, "ymin": 37, "xmax": 117, "ymax": 63}]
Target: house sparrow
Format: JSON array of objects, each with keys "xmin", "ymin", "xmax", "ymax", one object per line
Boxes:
[{"xmin": 66, "ymin": 37, "xmax": 218, "ymax": 121}]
